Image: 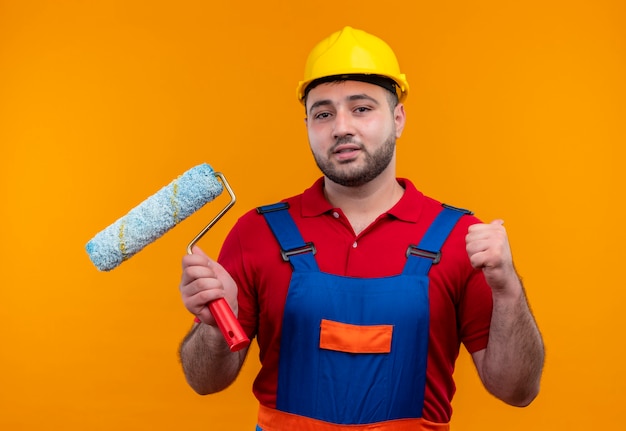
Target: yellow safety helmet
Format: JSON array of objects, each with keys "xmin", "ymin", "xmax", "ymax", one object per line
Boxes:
[{"xmin": 296, "ymin": 26, "xmax": 409, "ymax": 104}]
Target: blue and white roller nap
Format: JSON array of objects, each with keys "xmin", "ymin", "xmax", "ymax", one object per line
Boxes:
[{"xmin": 86, "ymin": 163, "xmax": 223, "ymax": 271}]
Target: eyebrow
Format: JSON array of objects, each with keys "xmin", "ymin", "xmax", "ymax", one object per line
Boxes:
[{"xmin": 308, "ymin": 93, "xmax": 380, "ymax": 115}]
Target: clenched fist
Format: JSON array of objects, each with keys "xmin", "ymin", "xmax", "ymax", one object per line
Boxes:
[{"xmin": 466, "ymin": 220, "xmax": 519, "ymax": 294}]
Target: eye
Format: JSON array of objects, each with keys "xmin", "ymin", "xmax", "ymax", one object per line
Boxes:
[
  {"xmin": 314, "ymin": 111, "xmax": 332, "ymax": 120},
  {"xmin": 354, "ymin": 106, "xmax": 372, "ymax": 114}
]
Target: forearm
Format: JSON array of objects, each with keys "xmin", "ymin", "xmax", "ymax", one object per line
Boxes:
[
  {"xmin": 179, "ymin": 323, "xmax": 247, "ymax": 395},
  {"xmin": 479, "ymin": 277, "xmax": 544, "ymax": 406}
]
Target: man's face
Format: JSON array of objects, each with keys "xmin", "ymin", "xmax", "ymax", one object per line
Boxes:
[{"xmin": 305, "ymin": 80, "xmax": 405, "ymax": 187}]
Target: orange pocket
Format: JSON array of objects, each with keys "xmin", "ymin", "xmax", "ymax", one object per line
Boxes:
[{"xmin": 319, "ymin": 319, "xmax": 393, "ymax": 354}]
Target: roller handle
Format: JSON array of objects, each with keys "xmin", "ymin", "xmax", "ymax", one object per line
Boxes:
[
  {"xmin": 187, "ymin": 172, "xmax": 249, "ymax": 352},
  {"xmin": 208, "ymin": 298, "xmax": 250, "ymax": 352}
]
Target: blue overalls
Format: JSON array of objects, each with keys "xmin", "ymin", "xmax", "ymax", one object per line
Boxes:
[{"xmin": 255, "ymin": 203, "xmax": 470, "ymax": 431}]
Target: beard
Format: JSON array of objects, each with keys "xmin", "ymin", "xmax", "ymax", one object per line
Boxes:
[{"xmin": 312, "ymin": 134, "xmax": 396, "ymax": 187}]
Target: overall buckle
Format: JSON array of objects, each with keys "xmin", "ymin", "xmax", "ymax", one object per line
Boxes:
[
  {"xmin": 281, "ymin": 242, "xmax": 317, "ymax": 262},
  {"xmin": 406, "ymin": 245, "xmax": 441, "ymax": 264}
]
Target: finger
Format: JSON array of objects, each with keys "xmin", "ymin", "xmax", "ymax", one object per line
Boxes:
[
  {"xmin": 181, "ymin": 279, "xmax": 226, "ymax": 321},
  {"xmin": 196, "ymin": 309, "xmax": 215, "ymax": 325},
  {"xmin": 186, "ymin": 282, "xmax": 224, "ymax": 304},
  {"xmin": 183, "ymin": 253, "xmax": 223, "ymax": 289},
  {"xmin": 468, "ymin": 248, "xmax": 500, "ymax": 270},
  {"xmin": 467, "ymin": 221, "xmax": 506, "ymax": 244},
  {"xmin": 181, "ymin": 260, "xmax": 212, "ymax": 286},
  {"xmin": 182, "ymin": 246, "xmax": 210, "ymax": 268},
  {"xmin": 466, "ymin": 237, "xmax": 490, "ymax": 255},
  {"xmin": 206, "ymin": 258, "xmax": 229, "ymax": 280},
  {"xmin": 182, "ymin": 274, "xmax": 223, "ymax": 296},
  {"xmin": 181, "ymin": 247, "xmax": 216, "ymax": 282},
  {"xmin": 182, "ymin": 252, "xmax": 210, "ymax": 270},
  {"xmin": 467, "ymin": 250, "xmax": 486, "ymax": 269},
  {"xmin": 191, "ymin": 245, "xmax": 208, "ymax": 258},
  {"xmin": 186, "ymin": 296, "xmax": 220, "ymax": 324},
  {"xmin": 468, "ymin": 220, "xmax": 503, "ymax": 233}
]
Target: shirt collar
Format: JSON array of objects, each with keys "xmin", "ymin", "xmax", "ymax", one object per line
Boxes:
[{"xmin": 301, "ymin": 177, "xmax": 424, "ymax": 223}]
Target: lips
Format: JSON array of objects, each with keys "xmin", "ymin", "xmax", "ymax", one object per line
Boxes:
[
  {"xmin": 331, "ymin": 143, "xmax": 361, "ymax": 162},
  {"xmin": 333, "ymin": 143, "xmax": 361, "ymax": 154}
]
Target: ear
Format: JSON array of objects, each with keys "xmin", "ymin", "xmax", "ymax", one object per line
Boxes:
[{"xmin": 394, "ymin": 103, "xmax": 406, "ymax": 138}]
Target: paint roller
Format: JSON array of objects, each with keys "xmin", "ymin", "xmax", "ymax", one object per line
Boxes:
[{"xmin": 85, "ymin": 163, "xmax": 250, "ymax": 352}]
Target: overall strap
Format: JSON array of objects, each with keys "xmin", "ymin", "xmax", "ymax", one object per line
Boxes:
[
  {"xmin": 257, "ymin": 202, "xmax": 319, "ymax": 272},
  {"xmin": 403, "ymin": 204, "xmax": 473, "ymax": 276}
]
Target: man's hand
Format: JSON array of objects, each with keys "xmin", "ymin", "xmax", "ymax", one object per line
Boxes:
[
  {"xmin": 179, "ymin": 246, "xmax": 238, "ymax": 325},
  {"xmin": 466, "ymin": 220, "xmax": 518, "ymax": 295}
]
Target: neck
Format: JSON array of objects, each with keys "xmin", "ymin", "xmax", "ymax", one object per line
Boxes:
[{"xmin": 323, "ymin": 170, "xmax": 404, "ymax": 234}]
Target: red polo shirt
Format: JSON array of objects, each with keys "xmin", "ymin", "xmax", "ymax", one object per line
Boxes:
[{"xmin": 218, "ymin": 178, "xmax": 493, "ymax": 424}]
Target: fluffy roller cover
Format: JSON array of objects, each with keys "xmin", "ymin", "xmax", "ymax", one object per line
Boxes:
[{"xmin": 86, "ymin": 163, "xmax": 223, "ymax": 271}]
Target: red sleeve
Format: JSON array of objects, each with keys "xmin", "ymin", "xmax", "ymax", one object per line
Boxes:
[
  {"xmin": 458, "ymin": 267, "xmax": 493, "ymax": 353},
  {"xmin": 452, "ymin": 215, "xmax": 493, "ymax": 354}
]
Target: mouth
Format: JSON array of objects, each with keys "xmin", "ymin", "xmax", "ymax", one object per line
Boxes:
[
  {"xmin": 331, "ymin": 143, "xmax": 361, "ymax": 162},
  {"xmin": 332, "ymin": 143, "xmax": 362, "ymax": 155}
]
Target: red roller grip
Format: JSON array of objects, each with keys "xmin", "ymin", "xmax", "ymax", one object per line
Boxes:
[{"xmin": 208, "ymin": 298, "xmax": 250, "ymax": 352}]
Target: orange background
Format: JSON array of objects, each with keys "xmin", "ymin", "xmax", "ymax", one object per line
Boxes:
[{"xmin": 1, "ymin": 1, "xmax": 625, "ymax": 429}]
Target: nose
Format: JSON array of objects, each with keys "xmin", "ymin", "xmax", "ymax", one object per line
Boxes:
[{"xmin": 332, "ymin": 108, "xmax": 355, "ymax": 140}]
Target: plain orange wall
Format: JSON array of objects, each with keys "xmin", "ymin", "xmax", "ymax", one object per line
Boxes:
[{"xmin": 1, "ymin": 0, "xmax": 625, "ymax": 429}]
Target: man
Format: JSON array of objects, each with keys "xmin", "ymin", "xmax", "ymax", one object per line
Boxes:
[{"xmin": 178, "ymin": 26, "xmax": 544, "ymax": 430}]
